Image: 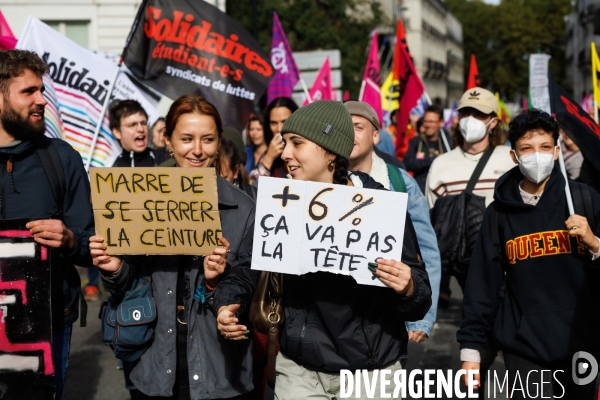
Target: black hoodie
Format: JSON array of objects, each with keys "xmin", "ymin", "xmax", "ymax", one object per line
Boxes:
[{"xmin": 457, "ymin": 163, "xmax": 600, "ymax": 363}]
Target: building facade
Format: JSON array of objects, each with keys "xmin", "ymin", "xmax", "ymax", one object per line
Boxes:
[
  {"xmin": 0, "ymin": 0, "xmax": 225, "ymax": 53},
  {"xmin": 378, "ymin": 0, "xmax": 464, "ymax": 106},
  {"xmin": 565, "ymin": 0, "xmax": 600, "ymax": 99}
]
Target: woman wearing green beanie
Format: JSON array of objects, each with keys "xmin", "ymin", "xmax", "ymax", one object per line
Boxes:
[{"xmin": 274, "ymin": 100, "xmax": 432, "ymax": 399}]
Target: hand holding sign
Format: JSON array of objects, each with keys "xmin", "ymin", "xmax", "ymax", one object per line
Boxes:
[
  {"xmin": 372, "ymin": 258, "xmax": 414, "ymax": 295},
  {"xmin": 204, "ymin": 237, "xmax": 231, "ymax": 285},
  {"xmin": 90, "ymin": 235, "xmax": 122, "ymax": 273}
]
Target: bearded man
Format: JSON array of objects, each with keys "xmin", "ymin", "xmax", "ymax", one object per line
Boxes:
[{"xmin": 0, "ymin": 49, "xmax": 94, "ymax": 400}]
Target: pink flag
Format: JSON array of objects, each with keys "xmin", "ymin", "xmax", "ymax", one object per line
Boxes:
[
  {"xmin": 303, "ymin": 57, "xmax": 332, "ymax": 105},
  {"xmin": 0, "ymin": 11, "xmax": 16, "ymax": 50},
  {"xmin": 359, "ymin": 31, "xmax": 382, "ymax": 126}
]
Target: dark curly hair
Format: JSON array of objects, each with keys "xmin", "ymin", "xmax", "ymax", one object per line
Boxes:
[
  {"xmin": 0, "ymin": 50, "xmax": 48, "ymax": 96},
  {"xmin": 109, "ymin": 99, "xmax": 148, "ymax": 131},
  {"xmin": 324, "ymin": 150, "xmax": 349, "ymax": 185},
  {"xmin": 508, "ymin": 109, "xmax": 559, "ymax": 149}
]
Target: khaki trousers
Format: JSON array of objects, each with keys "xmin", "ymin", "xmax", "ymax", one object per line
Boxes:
[{"xmin": 274, "ymin": 352, "xmax": 403, "ymax": 400}]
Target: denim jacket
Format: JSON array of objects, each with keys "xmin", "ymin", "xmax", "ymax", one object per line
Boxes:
[{"xmin": 370, "ymin": 152, "xmax": 441, "ymax": 336}]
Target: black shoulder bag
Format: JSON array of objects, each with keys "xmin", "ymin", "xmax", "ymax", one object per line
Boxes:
[{"xmin": 431, "ymin": 146, "xmax": 494, "ymax": 276}]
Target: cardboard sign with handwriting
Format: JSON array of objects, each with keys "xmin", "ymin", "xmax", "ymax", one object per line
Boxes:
[
  {"xmin": 90, "ymin": 168, "xmax": 221, "ymax": 255},
  {"xmin": 251, "ymin": 177, "xmax": 408, "ymax": 287}
]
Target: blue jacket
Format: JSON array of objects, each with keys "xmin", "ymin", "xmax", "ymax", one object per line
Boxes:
[
  {"xmin": 400, "ymin": 168, "xmax": 441, "ymax": 336},
  {"xmin": 0, "ymin": 137, "xmax": 95, "ymax": 329},
  {"xmin": 370, "ymin": 152, "xmax": 441, "ymax": 335}
]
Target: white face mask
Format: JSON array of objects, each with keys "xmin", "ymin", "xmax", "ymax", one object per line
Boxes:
[
  {"xmin": 459, "ymin": 116, "xmax": 495, "ymax": 143},
  {"xmin": 513, "ymin": 148, "xmax": 558, "ymax": 184}
]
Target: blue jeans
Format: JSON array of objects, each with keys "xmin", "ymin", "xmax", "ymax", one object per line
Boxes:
[
  {"xmin": 52, "ymin": 325, "xmax": 72, "ymax": 400},
  {"xmin": 86, "ymin": 266, "xmax": 99, "ymax": 287}
]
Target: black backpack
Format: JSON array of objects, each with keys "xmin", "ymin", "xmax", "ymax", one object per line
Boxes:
[
  {"xmin": 35, "ymin": 138, "xmax": 88, "ymax": 327},
  {"xmin": 430, "ymin": 146, "xmax": 494, "ymax": 276}
]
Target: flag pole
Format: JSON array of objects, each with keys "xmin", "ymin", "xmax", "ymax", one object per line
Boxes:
[
  {"xmin": 558, "ymin": 138, "xmax": 575, "ymax": 215},
  {"xmin": 85, "ymin": 61, "xmax": 121, "ymax": 172},
  {"xmin": 595, "ymin": 99, "xmax": 599, "ymax": 124},
  {"xmin": 358, "ymin": 80, "xmax": 366, "ymax": 102},
  {"xmin": 299, "ymin": 77, "xmax": 312, "ymax": 103}
]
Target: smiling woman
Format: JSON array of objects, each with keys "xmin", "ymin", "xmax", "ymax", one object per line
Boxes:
[{"xmin": 90, "ymin": 95, "xmax": 258, "ymax": 399}]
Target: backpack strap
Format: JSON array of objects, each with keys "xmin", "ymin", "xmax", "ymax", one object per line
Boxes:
[
  {"xmin": 386, "ymin": 164, "xmax": 407, "ymax": 193},
  {"xmin": 35, "ymin": 138, "xmax": 66, "ymax": 216},
  {"xmin": 568, "ymin": 180, "xmax": 596, "ymax": 233},
  {"xmin": 35, "ymin": 139, "xmax": 88, "ymax": 327},
  {"xmin": 465, "ymin": 146, "xmax": 495, "ymax": 196},
  {"xmin": 490, "ymin": 205, "xmax": 506, "ymax": 265}
]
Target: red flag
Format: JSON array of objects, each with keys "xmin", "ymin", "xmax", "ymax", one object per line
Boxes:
[
  {"xmin": 392, "ymin": 19, "xmax": 424, "ymax": 157},
  {"xmin": 303, "ymin": 57, "xmax": 332, "ymax": 105},
  {"xmin": 467, "ymin": 54, "xmax": 480, "ymax": 90}
]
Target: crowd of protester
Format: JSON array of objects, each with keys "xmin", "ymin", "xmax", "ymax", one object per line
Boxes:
[{"xmin": 2, "ymin": 48, "xmax": 600, "ymax": 400}]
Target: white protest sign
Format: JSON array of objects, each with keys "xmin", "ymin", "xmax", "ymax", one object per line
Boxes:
[
  {"xmin": 251, "ymin": 177, "xmax": 408, "ymax": 287},
  {"xmin": 529, "ymin": 53, "xmax": 552, "ymax": 114}
]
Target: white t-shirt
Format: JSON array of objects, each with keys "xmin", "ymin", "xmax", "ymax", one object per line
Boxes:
[{"xmin": 425, "ymin": 146, "xmax": 516, "ymax": 208}]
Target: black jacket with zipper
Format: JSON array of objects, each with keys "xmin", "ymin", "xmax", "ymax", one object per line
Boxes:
[
  {"xmin": 0, "ymin": 137, "xmax": 95, "ymax": 330},
  {"xmin": 279, "ymin": 171, "xmax": 432, "ymax": 372},
  {"xmin": 112, "ymin": 148, "xmax": 157, "ymax": 167},
  {"xmin": 457, "ymin": 164, "xmax": 600, "ymax": 362}
]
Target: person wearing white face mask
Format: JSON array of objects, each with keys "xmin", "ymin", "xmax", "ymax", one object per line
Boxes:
[
  {"xmin": 425, "ymin": 88, "xmax": 515, "ymax": 209},
  {"xmin": 458, "ymin": 109, "xmax": 600, "ymax": 399}
]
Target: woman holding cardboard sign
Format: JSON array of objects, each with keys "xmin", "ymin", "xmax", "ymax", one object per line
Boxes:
[
  {"xmin": 90, "ymin": 95, "xmax": 257, "ymax": 399},
  {"xmin": 272, "ymin": 100, "xmax": 432, "ymax": 400}
]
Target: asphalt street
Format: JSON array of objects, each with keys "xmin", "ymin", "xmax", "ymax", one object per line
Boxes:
[{"xmin": 63, "ymin": 272, "xmax": 507, "ymax": 400}]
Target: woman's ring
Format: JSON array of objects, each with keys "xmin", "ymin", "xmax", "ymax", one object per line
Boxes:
[{"xmin": 571, "ymin": 226, "xmax": 578, "ymax": 230}]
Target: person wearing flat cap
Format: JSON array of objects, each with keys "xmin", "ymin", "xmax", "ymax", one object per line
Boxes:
[
  {"xmin": 273, "ymin": 100, "xmax": 432, "ymax": 400},
  {"xmin": 345, "ymin": 100, "xmax": 441, "ymax": 346}
]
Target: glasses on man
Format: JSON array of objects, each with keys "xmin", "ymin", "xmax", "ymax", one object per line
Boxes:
[{"xmin": 121, "ymin": 121, "xmax": 148, "ymax": 129}]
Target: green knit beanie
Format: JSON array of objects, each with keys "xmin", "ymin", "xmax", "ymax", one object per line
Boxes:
[{"xmin": 280, "ymin": 100, "xmax": 355, "ymax": 160}]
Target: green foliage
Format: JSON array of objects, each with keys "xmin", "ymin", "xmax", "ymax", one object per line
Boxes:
[
  {"xmin": 446, "ymin": 0, "xmax": 571, "ymax": 99},
  {"xmin": 226, "ymin": 0, "xmax": 389, "ymax": 100}
]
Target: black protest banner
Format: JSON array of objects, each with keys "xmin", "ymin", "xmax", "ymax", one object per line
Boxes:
[
  {"xmin": 0, "ymin": 220, "xmax": 53, "ymax": 399},
  {"xmin": 122, "ymin": 0, "xmax": 273, "ymax": 131},
  {"xmin": 549, "ymin": 77, "xmax": 600, "ymax": 189}
]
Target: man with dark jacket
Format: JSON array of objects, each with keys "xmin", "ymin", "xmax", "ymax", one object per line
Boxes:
[
  {"xmin": 404, "ymin": 104, "xmax": 450, "ymax": 192},
  {"xmin": 110, "ymin": 99, "xmax": 156, "ymax": 168},
  {"xmin": 83, "ymin": 99, "xmax": 157, "ymax": 302},
  {"xmin": 0, "ymin": 50, "xmax": 94, "ymax": 399}
]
